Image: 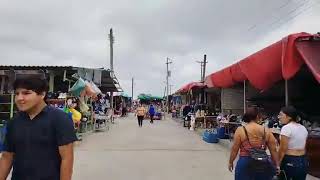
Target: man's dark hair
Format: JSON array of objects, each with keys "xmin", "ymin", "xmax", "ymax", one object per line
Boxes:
[{"xmin": 13, "ymin": 77, "xmax": 49, "ymax": 95}]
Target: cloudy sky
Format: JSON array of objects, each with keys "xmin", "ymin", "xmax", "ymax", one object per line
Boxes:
[{"xmin": 1, "ymin": 0, "xmax": 319, "ymax": 97}]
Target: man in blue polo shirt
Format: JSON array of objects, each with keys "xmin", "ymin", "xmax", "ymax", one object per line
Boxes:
[{"xmin": 0, "ymin": 77, "xmax": 77, "ymax": 180}]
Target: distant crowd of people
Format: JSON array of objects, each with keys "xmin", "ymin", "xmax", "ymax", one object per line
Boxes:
[{"xmin": 134, "ymin": 103, "xmax": 162, "ymax": 127}]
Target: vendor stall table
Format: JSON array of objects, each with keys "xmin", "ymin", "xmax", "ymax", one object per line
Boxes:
[
  {"xmin": 195, "ymin": 116, "xmax": 205, "ymax": 128},
  {"xmin": 204, "ymin": 116, "xmax": 218, "ymax": 129},
  {"xmin": 93, "ymin": 114, "xmax": 110, "ymax": 131},
  {"xmin": 218, "ymin": 121, "xmax": 243, "ymax": 140}
]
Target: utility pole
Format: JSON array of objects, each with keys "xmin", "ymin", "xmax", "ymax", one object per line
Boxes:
[
  {"xmin": 196, "ymin": 61, "xmax": 204, "ymax": 82},
  {"xmin": 196, "ymin": 54, "xmax": 208, "ymax": 104},
  {"xmin": 169, "ymin": 84, "xmax": 173, "ymax": 95},
  {"xmin": 109, "ymin": 28, "xmax": 115, "ymax": 123},
  {"xmin": 202, "ymin": 54, "xmax": 208, "ymax": 104},
  {"xmin": 131, "ymin": 77, "xmax": 134, "ymax": 107},
  {"xmin": 166, "ymin": 58, "xmax": 172, "ymax": 114},
  {"xmin": 196, "ymin": 54, "xmax": 208, "ymax": 82},
  {"xmin": 202, "ymin": 54, "xmax": 207, "ymax": 82}
]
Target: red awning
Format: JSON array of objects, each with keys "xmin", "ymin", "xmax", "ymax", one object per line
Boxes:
[
  {"xmin": 205, "ymin": 67, "xmax": 234, "ymax": 88},
  {"xmin": 295, "ymin": 39, "xmax": 320, "ymax": 83},
  {"xmin": 205, "ymin": 32, "xmax": 318, "ymax": 90},
  {"xmin": 177, "ymin": 82, "xmax": 206, "ymax": 93}
]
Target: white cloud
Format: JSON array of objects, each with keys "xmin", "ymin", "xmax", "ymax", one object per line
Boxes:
[{"xmin": 0, "ymin": 0, "xmax": 319, "ymax": 97}]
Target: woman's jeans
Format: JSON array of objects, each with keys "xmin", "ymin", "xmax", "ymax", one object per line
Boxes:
[
  {"xmin": 280, "ymin": 155, "xmax": 308, "ymax": 180},
  {"xmin": 235, "ymin": 156, "xmax": 275, "ymax": 180}
]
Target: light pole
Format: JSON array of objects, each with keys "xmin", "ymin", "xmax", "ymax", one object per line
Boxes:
[
  {"xmin": 166, "ymin": 58, "xmax": 172, "ymax": 114},
  {"xmin": 109, "ymin": 28, "xmax": 115, "ymax": 123},
  {"xmin": 131, "ymin": 77, "xmax": 134, "ymax": 107}
]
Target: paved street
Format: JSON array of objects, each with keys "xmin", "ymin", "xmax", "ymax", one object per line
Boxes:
[
  {"xmin": 2, "ymin": 113, "xmax": 319, "ymax": 180},
  {"xmin": 73, "ymin": 114, "xmax": 233, "ymax": 180}
]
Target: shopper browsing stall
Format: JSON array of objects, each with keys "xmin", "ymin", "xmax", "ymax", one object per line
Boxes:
[{"xmin": 0, "ymin": 77, "xmax": 77, "ymax": 180}]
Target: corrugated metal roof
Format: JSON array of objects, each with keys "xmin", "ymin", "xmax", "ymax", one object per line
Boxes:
[
  {"xmin": 0, "ymin": 65, "xmax": 122, "ymax": 92},
  {"xmin": 0, "ymin": 65, "xmax": 73, "ymax": 68},
  {"xmin": 0, "ymin": 65, "xmax": 111, "ymax": 71},
  {"xmin": 0, "ymin": 65, "xmax": 74, "ymax": 70}
]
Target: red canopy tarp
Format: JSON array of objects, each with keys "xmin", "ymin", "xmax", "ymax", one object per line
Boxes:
[
  {"xmin": 205, "ymin": 32, "xmax": 320, "ymax": 90},
  {"xmin": 295, "ymin": 39, "xmax": 320, "ymax": 82},
  {"xmin": 177, "ymin": 82, "xmax": 206, "ymax": 93}
]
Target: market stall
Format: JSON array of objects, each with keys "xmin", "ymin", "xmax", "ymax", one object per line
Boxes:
[
  {"xmin": 0, "ymin": 66, "xmax": 123, "ymax": 147},
  {"xmin": 204, "ymin": 32, "xmax": 320, "ymax": 177}
]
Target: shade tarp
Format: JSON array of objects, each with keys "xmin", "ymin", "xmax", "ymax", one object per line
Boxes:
[
  {"xmin": 137, "ymin": 94, "xmax": 163, "ymax": 101},
  {"xmin": 295, "ymin": 39, "xmax": 320, "ymax": 83},
  {"xmin": 205, "ymin": 32, "xmax": 319, "ymax": 90},
  {"xmin": 114, "ymin": 92, "xmax": 131, "ymax": 98},
  {"xmin": 176, "ymin": 82, "xmax": 206, "ymax": 93}
]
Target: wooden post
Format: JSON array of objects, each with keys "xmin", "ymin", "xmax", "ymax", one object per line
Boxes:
[
  {"xmin": 221, "ymin": 88, "xmax": 224, "ymax": 113},
  {"xmin": 243, "ymin": 80, "xmax": 246, "ymax": 113},
  {"xmin": 10, "ymin": 93, "xmax": 14, "ymax": 118},
  {"xmin": 0, "ymin": 76, "xmax": 5, "ymax": 94},
  {"xmin": 285, "ymin": 80, "xmax": 289, "ymax": 106},
  {"xmin": 49, "ymin": 71, "xmax": 55, "ymax": 92}
]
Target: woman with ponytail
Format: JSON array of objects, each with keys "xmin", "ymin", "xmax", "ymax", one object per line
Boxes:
[{"xmin": 278, "ymin": 106, "xmax": 309, "ymax": 180}]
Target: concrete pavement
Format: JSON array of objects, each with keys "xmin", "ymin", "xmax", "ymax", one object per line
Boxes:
[
  {"xmin": 2, "ymin": 113, "xmax": 318, "ymax": 179},
  {"xmin": 73, "ymin": 114, "xmax": 233, "ymax": 180}
]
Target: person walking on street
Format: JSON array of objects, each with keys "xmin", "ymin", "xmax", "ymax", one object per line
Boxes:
[
  {"xmin": 148, "ymin": 104, "xmax": 156, "ymax": 124},
  {"xmin": 136, "ymin": 104, "xmax": 146, "ymax": 127},
  {"xmin": 229, "ymin": 107, "xmax": 279, "ymax": 180},
  {"xmin": 0, "ymin": 77, "xmax": 77, "ymax": 180},
  {"xmin": 278, "ymin": 106, "xmax": 309, "ymax": 180}
]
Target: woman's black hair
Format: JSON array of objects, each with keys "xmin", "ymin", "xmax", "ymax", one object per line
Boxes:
[
  {"xmin": 13, "ymin": 77, "xmax": 49, "ymax": 95},
  {"xmin": 281, "ymin": 106, "xmax": 299, "ymax": 122},
  {"xmin": 242, "ymin": 107, "xmax": 260, "ymax": 123}
]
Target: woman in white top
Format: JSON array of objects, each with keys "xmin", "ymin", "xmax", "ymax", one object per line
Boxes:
[{"xmin": 278, "ymin": 106, "xmax": 309, "ymax": 180}]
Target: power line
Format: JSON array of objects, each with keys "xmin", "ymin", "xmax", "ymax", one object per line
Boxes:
[
  {"xmin": 269, "ymin": 3, "xmax": 316, "ymax": 30},
  {"xmin": 266, "ymin": 0, "xmax": 311, "ymax": 30},
  {"xmin": 248, "ymin": 0, "xmax": 309, "ymax": 33},
  {"xmin": 247, "ymin": 0, "xmax": 297, "ymax": 31},
  {"xmin": 246, "ymin": 0, "xmax": 320, "ymax": 40}
]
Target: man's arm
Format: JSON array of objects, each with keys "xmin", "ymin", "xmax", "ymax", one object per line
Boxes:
[
  {"xmin": 59, "ymin": 143, "xmax": 74, "ymax": 180},
  {"xmin": 0, "ymin": 152, "xmax": 14, "ymax": 180},
  {"xmin": 54, "ymin": 111, "xmax": 78, "ymax": 180}
]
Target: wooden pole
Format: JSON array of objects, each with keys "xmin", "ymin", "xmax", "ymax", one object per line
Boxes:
[
  {"xmin": 10, "ymin": 93, "xmax": 14, "ymax": 118},
  {"xmin": 243, "ymin": 80, "xmax": 246, "ymax": 114},
  {"xmin": 285, "ymin": 80, "xmax": 289, "ymax": 106}
]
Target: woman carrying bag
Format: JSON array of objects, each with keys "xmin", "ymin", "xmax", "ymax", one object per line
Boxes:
[{"xmin": 229, "ymin": 107, "xmax": 279, "ymax": 180}]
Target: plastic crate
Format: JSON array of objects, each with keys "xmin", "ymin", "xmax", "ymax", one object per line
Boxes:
[{"xmin": 202, "ymin": 130, "xmax": 219, "ymax": 143}]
